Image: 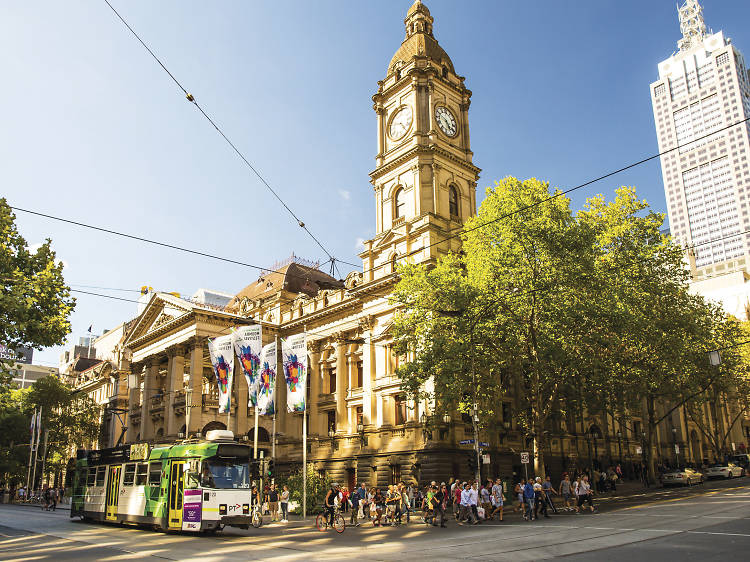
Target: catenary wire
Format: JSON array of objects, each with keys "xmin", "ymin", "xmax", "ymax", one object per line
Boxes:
[{"xmin": 102, "ymin": 0, "xmax": 341, "ymax": 264}]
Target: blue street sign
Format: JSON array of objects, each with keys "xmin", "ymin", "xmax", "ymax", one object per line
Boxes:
[
  {"xmin": 459, "ymin": 439, "xmax": 474, "ymax": 445},
  {"xmin": 479, "ymin": 442, "xmax": 489, "ymax": 447}
]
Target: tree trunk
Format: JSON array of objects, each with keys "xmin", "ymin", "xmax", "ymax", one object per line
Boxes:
[{"xmin": 646, "ymin": 396, "xmax": 658, "ymax": 483}]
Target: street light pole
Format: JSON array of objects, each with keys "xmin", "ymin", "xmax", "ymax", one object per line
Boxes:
[{"xmin": 672, "ymin": 427, "xmax": 679, "ymax": 468}]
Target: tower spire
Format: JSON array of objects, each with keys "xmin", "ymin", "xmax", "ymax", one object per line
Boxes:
[
  {"xmin": 404, "ymin": 0, "xmax": 434, "ymax": 39},
  {"xmin": 677, "ymin": 0, "xmax": 707, "ymax": 52}
]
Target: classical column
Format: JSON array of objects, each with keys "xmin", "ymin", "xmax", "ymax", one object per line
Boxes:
[
  {"xmin": 335, "ymin": 335, "xmax": 347, "ymax": 433},
  {"xmin": 360, "ymin": 316, "xmax": 376, "ymax": 427},
  {"xmin": 166, "ymin": 345, "xmax": 185, "ymax": 438},
  {"xmin": 127, "ymin": 363, "xmax": 142, "ymax": 443},
  {"xmin": 187, "ymin": 338, "xmax": 205, "ymax": 437},
  {"xmin": 141, "ymin": 358, "xmax": 159, "ymax": 441},
  {"xmin": 308, "ymin": 341, "xmax": 322, "ymax": 436}
]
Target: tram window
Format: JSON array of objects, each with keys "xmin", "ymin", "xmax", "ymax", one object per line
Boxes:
[
  {"xmin": 87, "ymin": 467, "xmax": 96, "ymax": 486},
  {"xmin": 123, "ymin": 463, "xmax": 136, "ymax": 486},
  {"xmin": 136, "ymin": 463, "xmax": 148, "ymax": 485},
  {"xmin": 95, "ymin": 466, "xmax": 106, "ymax": 486},
  {"xmin": 148, "ymin": 462, "xmax": 162, "ymax": 486}
]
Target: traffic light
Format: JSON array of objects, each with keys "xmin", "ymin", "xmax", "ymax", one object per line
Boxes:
[
  {"xmin": 267, "ymin": 459, "xmax": 275, "ymax": 477},
  {"xmin": 468, "ymin": 453, "xmax": 477, "ymax": 474},
  {"xmin": 249, "ymin": 459, "xmax": 261, "ymax": 479}
]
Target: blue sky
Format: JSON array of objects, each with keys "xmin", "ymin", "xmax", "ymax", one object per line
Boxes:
[{"xmin": 3, "ymin": 0, "xmax": 749, "ymax": 367}]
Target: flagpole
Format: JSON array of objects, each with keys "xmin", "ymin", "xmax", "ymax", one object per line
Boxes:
[
  {"xmin": 302, "ymin": 325, "xmax": 307, "ymax": 522},
  {"xmin": 26, "ymin": 408, "xmax": 36, "ymax": 493},
  {"xmin": 40, "ymin": 430, "xmax": 49, "ymax": 489},
  {"xmin": 272, "ymin": 334, "xmax": 278, "ymax": 465},
  {"xmin": 30, "ymin": 407, "xmax": 42, "ymax": 495}
]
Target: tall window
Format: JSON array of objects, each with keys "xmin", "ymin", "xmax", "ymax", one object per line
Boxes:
[
  {"xmin": 355, "ymin": 406, "xmax": 363, "ymax": 427},
  {"xmin": 327, "ymin": 411, "xmax": 336, "ymax": 434},
  {"xmin": 449, "ymin": 185, "xmax": 459, "ymax": 217},
  {"xmin": 394, "ymin": 188, "xmax": 406, "ymax": 219},
  {"xmin": 355, "ymin": 360, "xmax": 363, "ymax": 388},
  {"xmin": 394, "ymin": 394, "xmax": 407, "ymax": 425},
  {"xmin": 390, "ymin": 464, "xmax": 401, "ymax": 485},
  {"xmin": 328, "ymin": 367, "xmax": 336, "ymax": 393}
]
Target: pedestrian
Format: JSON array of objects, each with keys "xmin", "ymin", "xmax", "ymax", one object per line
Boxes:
[
  {"xmin": 349, "ymin": 484, "xmax": 360, "ymax": 526},
  {"xmin": 42, "ymin": 485, "xmax": 50, "ymax": 511},
  {"xmin": 453, "ymin": 481, "xmax": 462, "ymax": 519},
  {"xmin": 533, "ymin": 477, "xmax": 549, "ymax": 519},
  {"xmin": 480, "ymin": 481, "xmax": 492, "ymax": 519},
  {"xmin": 17, "ymin": 486, "xmax": 25, "ymax": 502},
  {"xmin": 515, "ymin": 479, "xmax": 525, "ymax": 514},
  {"xmin": 542, "ymin": 475, "xmax": 557, "ymax": 514},
  {"xmin": 458, "ymin": 482, "xmax": 477, "ymax": 525},
  {"xmin": 490, "ymin": 478, "xmax": 504, "ymax": 521},
  {"xmin": 559, "ymin": 473, "xmax": 573, "ymax": 511},
  {"xmin": 372, "ymin": 488, "xmax": 384, "ymax": 526},
  {"xmin": 469, "ymin": 481, "xmax": 480, "ymax": 523},
  {"xmin": 267, "ymin": 483, "xmax": 279, "ymax": 522},
  {"xmin": 576, "ymin": 475, "xmax": 596, "ymax": 513},
  {"xmin": 50, "ymin": 486, "xmax": 58, "ymax": 511},
  {"xmin": 523, "ymin": 479, "xmax": 535, "ymax": 521},
  {"xmin": 431, "ymin": 484, "xmax": 446, "ymax": 527},
  {"xmin": 280, "ymin": 485, "xmax": 290, "ymax": 523}
]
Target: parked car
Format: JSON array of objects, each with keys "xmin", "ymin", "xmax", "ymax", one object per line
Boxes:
[
  {"xmin": 705, "ymin": 462, "xmax": 745, "ymax": 479},
  {"xmin": 729, "ymin": 454, "xmax": 750, "ymax": 470},
  {"xmin": 662, "ymin": 467, "xmax": 704, "ymax": 486}
]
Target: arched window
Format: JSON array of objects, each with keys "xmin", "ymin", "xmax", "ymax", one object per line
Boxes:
[
  {"xmin": 449, "ymin": 185, "xmax": 459, "ymax": 217},
  {"xmin": 394, "ymin": 188, "xmax": 406, "ymax": 219},
  {"xmin": 391, "ymin": 254, "xmax": 398, "ymax": 274}
]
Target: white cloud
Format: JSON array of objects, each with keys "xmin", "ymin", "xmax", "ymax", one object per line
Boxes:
[
  {"xmin": 355, "ymin": 237, "xmax": 366, "ymax": 250},
  {"xmin": 60, "ymin": 259, "xmax": 69, "ymax": 270},
  {"xmin": 28, "ymin": 242, "xmax": 43, "ymax": 253},
  {"xmin": 338, "ymin": 189, "xmax": 351, "ymax": 201}
]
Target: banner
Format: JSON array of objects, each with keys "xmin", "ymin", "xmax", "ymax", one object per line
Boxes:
[
  {"xmin": 208, "ymin": 334, "xmax": 234, "ymax": 414},
  {"xmin": 30, "ymin": 408, "xmax": 36, "ymax": 439},
  {"xmin": 282, "ymin": 333, "xmax": 308, "ymax": 413},
  {"xmin": 233, "ymin": 325, "xmax": 262, "ymax": 407},
  {"xmin": 257, "ymin": 341, "xmax": 276, "ymax": 416}
]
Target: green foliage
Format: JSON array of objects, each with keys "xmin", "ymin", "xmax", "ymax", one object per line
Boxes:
[
  {"xmin": 278, "ymin": 464, "xmax": 331, "ymax": 514},
  {"xmin": 392, "ymin": 178, "xmax": 749, "ymax": 477},
  {"xmin": 0, "ymin": 387, "xmax": 32, "ymax": 486},
  {"xmin": 0, "ymin": 198, "xmax": 75, "ymax": 376}
]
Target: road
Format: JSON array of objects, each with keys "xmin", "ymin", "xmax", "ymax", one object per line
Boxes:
[{"xmin": 0, "ymin": 479, "xmax": 748, "ymax": 561}]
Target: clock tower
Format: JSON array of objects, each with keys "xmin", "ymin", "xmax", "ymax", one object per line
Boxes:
[{"xmin": 360, "ymin": 0, "xmax": 480, "ymax": 282}]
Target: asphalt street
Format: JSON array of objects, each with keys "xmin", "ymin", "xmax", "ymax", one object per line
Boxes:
[{"xmin": 0, "ymin": 479, "xmax": 748, "ymax": 561}]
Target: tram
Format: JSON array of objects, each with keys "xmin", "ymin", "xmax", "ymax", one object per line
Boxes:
[{"xmin": 71, "ymin": 430, "xmax": 260, "ymax": 532}]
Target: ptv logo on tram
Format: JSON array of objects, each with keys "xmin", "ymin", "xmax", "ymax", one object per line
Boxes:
[{"xmin": 228, "ymin": 503, "xmax": 242, "ymax": 513}]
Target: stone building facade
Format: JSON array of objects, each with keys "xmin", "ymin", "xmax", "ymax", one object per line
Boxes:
[{"xmin": 94, "ymin": 1, "xmax": 748, "ymax": 485}]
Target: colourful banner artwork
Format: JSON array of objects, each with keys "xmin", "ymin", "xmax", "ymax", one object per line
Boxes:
[
  {"xmin": 282, "ymin": 333, "xmax": 308, "ymax": 413},
  {"xmin": 233, "ymin": 325, "xmax": 262, "ymax": 407},
  {"xmin": 208, "ymin": 334, "xmax": 234, "ymax": 414},
  {"xmin": 257, "ymin": 341, "xmax": 276, "ymax": 416},
  {"xmin": 182, "ymin": 489, "xmax": 202, "ymax": 531}
]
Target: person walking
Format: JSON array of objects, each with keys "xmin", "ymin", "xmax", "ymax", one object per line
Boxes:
[
  {"xmin": 349, "ymin": 484, "xmax": 360, "ymax": 526},
  {"xmin": 533, "ymin": 477, "xmax": 549, "ymax": 519},
  {"xmin": 458, "ymin": 482, "xmax": 477, "ymax": 525},
  {"xmin": 515, "ymin": 479, "xmax": 525, "ymax": 514},
  {"xmin": 576, "ymin": 475, "xmax": 596, "ymax": 513},
  {"xmin": 431, "ymin": 484, "xmax": 446, "ymax": 527},
  {"xmin": 490, "ymin": 478, "xmax": 504, "ymax": 521},
  {"xmin": 559, "ymin": 473, "xmax": 573, "ymax": 511},
  {"xmin": 280, "ymin": 485, "xmax": 290, "ymax": 523},
  {"xmin": 542, "ymin": 475, "xmax": 557, "ymax": 514},
  {"xmin": 523, "ymin": 479, "xmax": 536, "ymax": 521},
  {"xmin": 469, "ymin": 482, "xmax": 480, "ymax": 524}
]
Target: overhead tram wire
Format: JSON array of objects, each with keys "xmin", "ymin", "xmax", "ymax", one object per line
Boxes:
[
  {"xmin": 9, "ymin": 205, "xmax": 337, "ymax": 287},
  {"xmin": 101, "ymin": 0, "xmax": 342, "ymax": 265}
]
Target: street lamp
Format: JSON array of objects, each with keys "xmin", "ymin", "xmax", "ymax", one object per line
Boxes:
[{"xmin": 420, "ymin": 412, "xmax": 431, "ymax": 442}]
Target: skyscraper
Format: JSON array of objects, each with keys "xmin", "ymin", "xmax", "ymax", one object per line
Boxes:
[
  {"xmin": 651, "ymin": 1, "xmax": 750, "ymax": 317},
  {"xmin": 651, "ymin": 1, "xmax": 750, "ymax": 279}
]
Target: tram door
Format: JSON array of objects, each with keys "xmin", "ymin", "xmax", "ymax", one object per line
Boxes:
[
  {"xmin": 168, "ymin": 461, "xmax": 185, "ymax": 529},
  {"xmin": 105, "ymin": 465, "xmax": 121, "ymax": 521}
]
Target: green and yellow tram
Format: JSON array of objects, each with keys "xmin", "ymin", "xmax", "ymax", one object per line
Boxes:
[{"xmin": 71, "ymin": 430, "xmax": 260, "ymax": 532}]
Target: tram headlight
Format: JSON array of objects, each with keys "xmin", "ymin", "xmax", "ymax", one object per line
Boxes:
[
  {"xmin": 242, "ymin": 504, "xmax": 249, "ymax": 514},
  {"xmin": 219, "ymin": 504, "xmax": 227, "ymax": 515}
]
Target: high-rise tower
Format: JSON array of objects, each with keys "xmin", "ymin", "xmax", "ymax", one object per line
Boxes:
[
  {"xmin": 651, "ymin": 1, "xmax": 750, "ymax": 284},
  {"xmin": 359, "ymin": 0, "xmax": 480, "ymax": 282}
]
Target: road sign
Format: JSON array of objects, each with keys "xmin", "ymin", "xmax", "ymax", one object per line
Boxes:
[
  {"xmin": 520, "ymin": 452, "xmax": 530, "ymax": 464},
  {"xmin": 459, "ymin": 439, "xmax": 474, "ymax": 445},
  {"xmin": 479, "ymin": 442, "xmax": 489, "ymax": 447},
  {"xmin": 482, "ymin": 454, "xmax": 490, "ymax": 465},
  {"xmin": 635, "ymin": 446, "xmax": 642, "ymax": 455}
]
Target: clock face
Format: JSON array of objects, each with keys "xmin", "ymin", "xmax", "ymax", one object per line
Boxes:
[
  {"xmin": 435, "ymin": 106, "xmax": 458, "ymax": 137},
  {"xmin": 388, "ymin": 106, "xmax": 413, "ymax": 140}
]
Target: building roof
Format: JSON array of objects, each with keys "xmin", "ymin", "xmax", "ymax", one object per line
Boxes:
[
  {"xmin": 389, "ymin": 0, "xmax": 454, "ymax": 74},
  {"xmin": 228, "ymin": 261, "xmax": 343, "ymax": 309}
]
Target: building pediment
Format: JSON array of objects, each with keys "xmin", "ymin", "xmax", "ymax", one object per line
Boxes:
[{"xmin": 124, "ymin": 293, "xmax": 194, "ymax": 348}]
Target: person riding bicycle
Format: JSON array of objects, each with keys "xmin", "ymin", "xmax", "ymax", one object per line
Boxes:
[{"xmin": 324, "ymin": 482, "xmax": 340, "ymax": 527}]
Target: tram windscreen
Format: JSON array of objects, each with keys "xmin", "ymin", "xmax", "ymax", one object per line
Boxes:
[{"xmin": 201, "ymin": 458, "xmax": 250, "ymax": 489}]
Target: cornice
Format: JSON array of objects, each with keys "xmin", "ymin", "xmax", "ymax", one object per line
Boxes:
[{"xmin": 370, "ymin": 144, "xmax": 480, "ymax": 182}]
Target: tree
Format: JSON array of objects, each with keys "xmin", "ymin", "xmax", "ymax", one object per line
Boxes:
[
  {"xmin": 0, "ymin": 198, "xmax": 74, "ymax": 377},
  {"xmin": 278, "ymin": 464, "xmax": 331, "ymax": 515},
  {"xmin": 0, "ymin": 387, "xmax": 32, "ymax": 488},
  {"xmin": 25, "ymin": 376, "xmax": 100, "ymax": 487}
]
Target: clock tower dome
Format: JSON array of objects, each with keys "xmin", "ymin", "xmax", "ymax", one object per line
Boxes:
[{"xmin": 359, "ymin": 0, "xmax": 480, "ymax": 281}]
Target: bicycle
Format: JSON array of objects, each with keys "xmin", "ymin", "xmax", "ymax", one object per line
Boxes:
[
  {"xmin": 251, "ymin": 504, "xmax": 263, "ymax": 528},
  {"xmin": 316, "ymin": 506, "xmax": 345, "ymax": 533}
]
